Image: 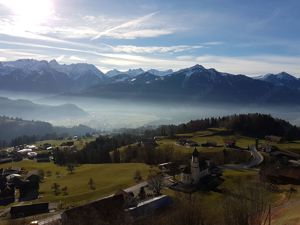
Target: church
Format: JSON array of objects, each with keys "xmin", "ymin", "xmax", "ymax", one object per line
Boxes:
[{"xmin": 181, "ymin": 148, "xmax": 211, "ymax": 185}]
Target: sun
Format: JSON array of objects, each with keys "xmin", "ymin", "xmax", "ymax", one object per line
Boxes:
[{"xmin": 0, "ymin": 0, "xmax": 54, "ymax": 28}]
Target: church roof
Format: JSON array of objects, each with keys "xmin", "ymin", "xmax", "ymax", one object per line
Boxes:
[
  {"xmin": 192, "ymin": 148, "xmax": 199, "ymax": 157},
  {"xmin": 182, "ymin": 166, "xmax": 191, "ymax": 174}
]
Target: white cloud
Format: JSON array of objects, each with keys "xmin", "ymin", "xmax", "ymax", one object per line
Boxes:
[
  {"xmin": 194, "ymin": 55, "xmax": 300, "ymax": 76},
  {"xmin": 176, "ymin": 55, "xmax": 194, "ymax": 60},
  {"xmin": 69, "ymin": 56, "xmax": 85, "ymax": 61},
  {"xmin": 0, "ymin": 48, "xmax": 47, "ymax": 59},
  {"xmin": 110, "ymin": 45, "xmax": 202, "ymax": 54}
]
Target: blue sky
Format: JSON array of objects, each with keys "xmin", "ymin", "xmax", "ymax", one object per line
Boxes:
[{"xmin": 0, "ymin": 0, "xmax": 299, "ymax": 76}]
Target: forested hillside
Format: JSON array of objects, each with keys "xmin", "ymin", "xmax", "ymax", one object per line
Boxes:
[{"xmin": 0, "ymin": 116, "xmax": 94, "ymax": 147}]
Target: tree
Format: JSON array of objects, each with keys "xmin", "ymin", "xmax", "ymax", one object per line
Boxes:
[
  {"xmin": 61, "ymin": 186, "xmax": 68, "ymax": 195},
  {"xmin": 66, "ymin": 164, "xmax": 75, "ymax": 174},
  {"xmin": 51, "ymin": 183, "xmax": 60, "ymax": 196},
  {"xmin": 133, "ymin": 170, "xmax": 142, "ymax": 183},
  {"xmin": 55, "ymin": 171, "xmax": 60, "ymax": 178},
  {"xmin": 138, "ymin": 186, "xmax": 146, "ymax": 200},
  {"xmin": 88, "ymin": 178, "xmax": 95, "ymax": 190},
  {"xmin": 112, "ymin": 149, "xmax": 121, "ymax": 163},
  {"xmin": 46, "ymin": 170, "xmax": 52, "ymax": 177},
  {"xmin": 148, "ymin": 171, "xmax": 163, "ymax": 196}
]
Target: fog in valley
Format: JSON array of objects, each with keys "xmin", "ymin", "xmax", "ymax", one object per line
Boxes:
[{"xmin": 0, "ymin": 90, "xmax": 299, "ymax": 131}]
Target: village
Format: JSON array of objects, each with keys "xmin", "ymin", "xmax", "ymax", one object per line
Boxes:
[{"xmin": 0, "ymin": 129, "xmax": 299, "ymax": 225}]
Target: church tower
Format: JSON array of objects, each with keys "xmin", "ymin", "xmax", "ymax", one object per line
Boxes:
[{"xmin": 191, "ymin": 148, "xmax": 200, "ymax": 184}]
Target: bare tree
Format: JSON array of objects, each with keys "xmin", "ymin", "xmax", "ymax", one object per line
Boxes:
[
  {"xmin": 51, "ymin": 183, "xmax": 60, "ymax": 196},
  {"xmin": 147, "ymin": 171, "xmax": 163, "ymax": 196},
  {"xmin": 140, "ymin": 193, "xmax": 208, "ymax": 225},
  {"xmin": 88, "ymin": 178, "xmax": 96, "ymax": 190},
  {"xmin": 222, "ymin": 181, "xmax": 269, "ymax": 225},
  {"xmin": 62, "ymin": 186, "xmax": 68, "ymax": 195},
  {"xmin": 133, "ymin": 170, "xmax": 142, "ymax": 183},
  {"xmin": 66, "ymin": 164, "xmax": 75, "ymax": 174}
]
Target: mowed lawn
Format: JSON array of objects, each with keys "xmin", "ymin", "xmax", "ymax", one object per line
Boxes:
[{"xmin": 1, "ymin": 161, "xmax": 149, "ymax": 206}]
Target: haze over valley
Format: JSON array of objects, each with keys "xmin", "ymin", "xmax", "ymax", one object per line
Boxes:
[
  {"xmin": 1, "ymin": 1, "xmax": 300, "ymax": 224},
  {"xmin": 0, "ymin": 59, "xmax": 300, "ymax": 130}
]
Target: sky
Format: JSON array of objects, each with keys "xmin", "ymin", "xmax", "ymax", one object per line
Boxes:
[{"xmin": 0, "ymin": 0, "xmax": 300, "ymax": 76}]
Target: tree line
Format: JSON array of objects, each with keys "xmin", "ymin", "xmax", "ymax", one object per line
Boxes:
[
  {"xmin": 144, "ymin": 113, "xmax": 300, "ymax": 141},
  {"xmin": 53, "ymin": 133, "xmax": 139, "ymax": 165}
]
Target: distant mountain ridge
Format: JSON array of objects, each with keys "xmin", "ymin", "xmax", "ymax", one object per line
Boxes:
[
  {"xmin": 0, "ymin": 96, "xmax": 88, "ymax": 121},
  {"xmin": 255, "ymin": 72, "xmax": 300, "ymax": 90},
  {"xmin": 0, "ymin": 59, "xmax": 105, "ymax": 92},
  {"xmin": 1, "ymin": 59, "xmax": 300, "ymax": 105},
  {"xmin": 105, "ymin": 68, "xmax": 173, "ymax": 77},
  {"xmin": 84, "ymin": 64, "xmax": 300, "ymax": 105}
]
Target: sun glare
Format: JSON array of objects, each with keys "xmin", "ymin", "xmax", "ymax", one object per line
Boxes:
[{"xmin": 0, "ymin": 0, "xmax": 54, "ymax": 28}]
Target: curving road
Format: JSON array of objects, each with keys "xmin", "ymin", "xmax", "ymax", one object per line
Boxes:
[{"xmin": 221, "ymin": 146, "xmax": 264, "ymax": 170}]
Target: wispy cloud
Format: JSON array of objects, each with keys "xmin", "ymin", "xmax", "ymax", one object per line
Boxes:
[
  {"xmin": 91, "ymin": 12, "xmax": 173, "ymax": 40},
  {"xmin": 109, "ymin": 45, "xmax": 203, "ymax": 54}
]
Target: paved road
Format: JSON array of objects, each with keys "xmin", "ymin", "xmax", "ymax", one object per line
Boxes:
[{"xmin": 221, "ymin": 146, "xmax": 264, "ymax": 170}]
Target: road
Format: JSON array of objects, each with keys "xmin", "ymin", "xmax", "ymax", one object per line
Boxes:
[{"xmin": 221, "ymin": 146, "xmax": 264, "ymax": 170}]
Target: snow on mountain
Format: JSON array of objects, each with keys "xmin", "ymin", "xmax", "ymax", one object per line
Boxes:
[
  {"xmin": 146, "ymin": 69, "xmax": 173, "ymax": 76},
  {"xmin": 0, "ymin": 59, "xmax": 106, "ymax": 92},
  {"xmin": 256, "ymin": 72, "xmax": 300, "ymax": 89},
  {"xmin": 49, "ymin": 59, "xmax": 105, "ymax": 80}
]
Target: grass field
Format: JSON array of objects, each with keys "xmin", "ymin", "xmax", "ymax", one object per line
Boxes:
[
  {"xmin": 1, "ymin": 161, "xmax": 149, "ymax": 207},
  {"xmin": 158, "ymin": 128, "xmax": 300, "ymax": 155},
  {"xmin": 35, "ymin": 137, "xmax": 96, "ymax": 150}
]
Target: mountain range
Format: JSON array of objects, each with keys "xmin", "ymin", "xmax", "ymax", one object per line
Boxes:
[
  {"xmin": 0, "ymin": 59, "xmax": 105, "ymax": 92},
  {"xmin": 1, "ymin": 59, "xmax": 300, "ymax": 105},
  {"xmin": 84, "ymin": 64, "xmax": 300, "ymax": 104}
]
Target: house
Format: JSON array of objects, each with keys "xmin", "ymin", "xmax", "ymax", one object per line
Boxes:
[
  {"xmin": 140, "ymin": 138, "xmax": 157, "ymax": 148},
  {"xmin": 126, "ymin": 195, "xmax": 171, "ymax": 220},
  {"xmin": 180, "ymin": 148, "xmax": 211, "ymax": 185},
  {"xmin": 61, "ymin": 182, "xmax": 171, "ymax": 224},
  {"xmin": 177, "ymin": 139, "xmax": 199, "ymax": 147},
  {"xmin": 265, "ymin": 135, "xmax": 282, "ymax": 143},
  {"xmin": 0, "ymin": 158, "xmax": 13, "ymax": 164},
  {"xmin": 27, "ymin": 152, "xmax": 37, "ymax": 159},
  {"xmin": 59, "ymin": 141, "xmax": 75, "ymax": 150},
  {"xmin": 2, "ymin": 168, "xmax": 21, "ymax": 176},
  {"xmin": 36, "ymin": 153, "xmax": 50, "ymax": 162},
  {"xmin": 17, "ymin": 149, "xmax": 32, "ymax": 155},
  {"xmin": 261, "ymin": 166, "xmax": 300, "ymax": 185},
  {"xmin": 26, "ymin": 145, "xmax": 38, "ymax": 150},
  {"xmin": 19, "ymin": 170, "xmax": 41, "ymax": 201},
  {"xmin": 224, "ymin": 139, "xmax": 236, "ymax": 148},
  {"xmin": 201, "ymin": 141, "xmax": 217, "ymax": 147},
  {"xmin": 60, "ymin": 141, "xmax": 74, "ymax": 147},
  {"xmin": 0, "ymin": 176, "xmax": 15, "ymax": 205},
  {"xmin": 10, "ymin": 202, "xmax": 49, "ymax": 218},
  {"xmin": 61, "ymin": 194, "xmax": 126, "ymax": 225}
]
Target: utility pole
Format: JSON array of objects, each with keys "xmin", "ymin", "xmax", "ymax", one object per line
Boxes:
[{"xmin": 269, "ymin": 204, "xmax": 271, "ymax": 225}]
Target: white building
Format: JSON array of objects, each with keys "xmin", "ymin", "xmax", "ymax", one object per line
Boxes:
[{"xmin": 181, "ymin": 148, "xmax": 210, "ymax": 185}]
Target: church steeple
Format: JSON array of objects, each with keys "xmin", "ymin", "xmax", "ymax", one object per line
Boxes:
[{"xmin": 192, "ymin": 147, "xmax": 199, "ymax": 158}]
